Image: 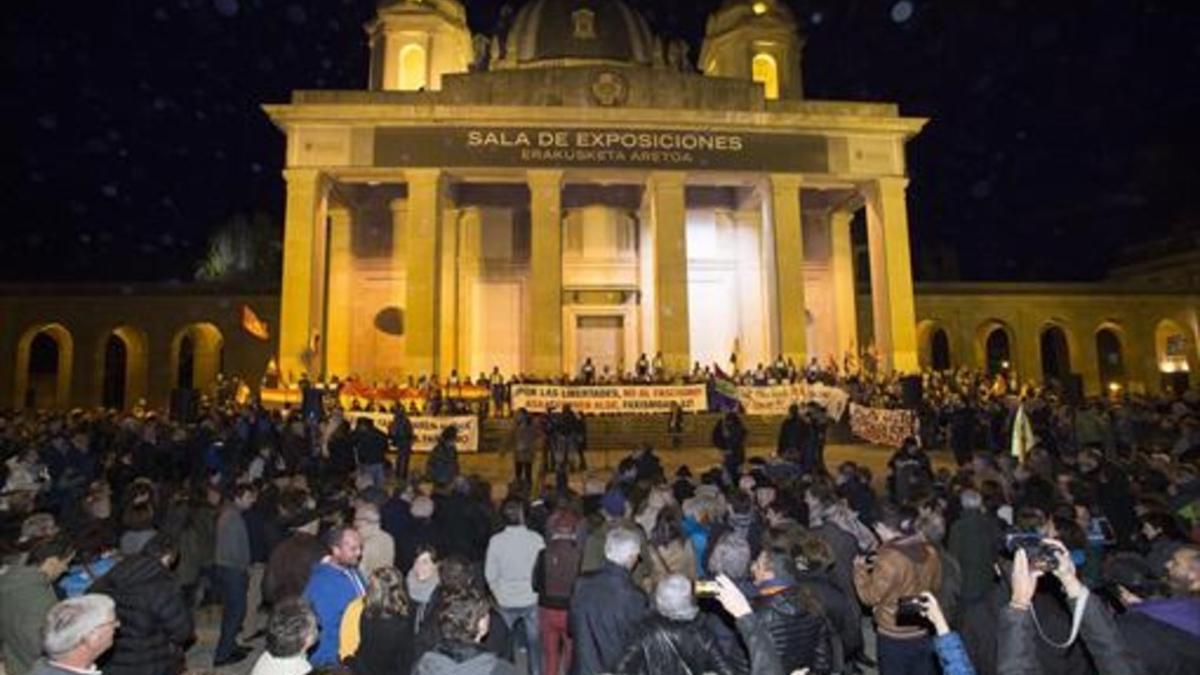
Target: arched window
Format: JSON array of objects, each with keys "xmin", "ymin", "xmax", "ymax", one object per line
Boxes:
[
  {"xmin": 399, "ymin": 43, "xmax": 428, "ymax": 91},
  {"xmin": 1096, "ymin": 328, "xmax": 1124, "ymax": 390},
  {"xmin": 986, "ymin": 329, "xmax": 1011, "ymax": 376},
  {"xmin": 177, "ymin": 335, "xmax": 196, "ymax": 390},
  {"xmin": 1040, "ymin": 326, "xmax": 1071, "ymax": 383},
  {"xmin": 931, "ymin": 329, "xmax": 951, "ymax": 371},
  {"xmin": 752, "ymin": 53, "xmax": 779, "ymax": 100},
  {"xmin": 102, "ymin": 334, "xmax": 128, "ymax": 410}
]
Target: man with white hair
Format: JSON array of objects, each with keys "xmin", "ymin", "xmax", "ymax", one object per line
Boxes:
[
  {"xmin": 568, "ymin": 527, "xmax": 648, "ymax": 675},
  {"xmin": 30, "ymin": 594, "xmax": 118, "ymax": 675},
  {"xmin": 947, "ymin": 488, "xmax": 1000, "ymax": 608},
  {"xmin": 354, "ymin": 502, "xmax": 395, "ymax": 577},
  {"xmin": 613, "ymin": 575, "xmax": 736, "ymax": 675}
]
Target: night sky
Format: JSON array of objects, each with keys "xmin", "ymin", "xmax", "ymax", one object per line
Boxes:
[{"xmin": 2, "ymin": 0, "xmax": 1198, "ymax": 283}]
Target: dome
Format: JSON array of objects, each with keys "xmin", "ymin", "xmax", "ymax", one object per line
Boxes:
[
  {"xmin": 707, "ymin": 0, "xmax": 798, "ymax": 36},
  {"xmin": 503, "ymin": 0, "xmax": 657, "ymax": 67}
]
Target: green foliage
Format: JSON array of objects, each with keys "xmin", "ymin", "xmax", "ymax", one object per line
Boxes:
[{"xmin": 195, "ymin": 212, "xmax": 282, "ymax": 283}]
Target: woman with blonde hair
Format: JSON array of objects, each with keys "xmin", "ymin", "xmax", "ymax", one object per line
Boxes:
[{"xmin": 339, "ymin": 566, "xmax": 414, "ymax": 675}]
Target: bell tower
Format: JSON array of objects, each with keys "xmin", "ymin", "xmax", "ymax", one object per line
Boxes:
[
  {"xmin": 699, "ymin": 0, "xmax": 805, "ymax": 100},
  {"xmin": 366, "ymin": 0, "xmax": 473, "ymax": 92}
]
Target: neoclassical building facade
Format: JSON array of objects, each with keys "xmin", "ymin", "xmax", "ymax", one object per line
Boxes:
[{"xmin": 2, "ymin": 0, "xmax": 1197, "ymax": 410}]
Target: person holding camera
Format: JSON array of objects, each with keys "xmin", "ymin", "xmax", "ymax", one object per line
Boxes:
[
  {"xmin": 853, "ymin": 503, "xmax": 942, "ymax": 675},
  {"xmin": 999, "ymin": 539, "xmax": 1139, "ymax": 675},
  {"xmin": 914, "ymin": 592, "xmax": 975, "ymax": 675}
]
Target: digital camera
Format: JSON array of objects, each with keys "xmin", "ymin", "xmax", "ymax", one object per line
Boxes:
[{"xmin": 1003, "ymin": 533, "xmax": 1059, "ymax": 572}]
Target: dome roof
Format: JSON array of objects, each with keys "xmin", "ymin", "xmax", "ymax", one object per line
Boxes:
[{"xmin": 503, "ymin": 0, "xmax": 657, "ymax": 67}]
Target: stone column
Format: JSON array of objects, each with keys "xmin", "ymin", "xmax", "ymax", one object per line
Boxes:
[
  {"xmin": 766, "ymin": 174, "xmax": 807, "ymax": 364},
  {"xmin": 325, "ymin": 206, "xmax": 354, "ymax": 379},
  {"xmin": 404, "ymin": 169, "xmax": 444, "ymax": 378},
  {"xmin": 278, "ymin": 168, "xmax": 329, "ymax": 382},
  {"xmin": 829, "ymin": 208, "xmax": 857, "ymax": 362},
  {"xmin": 439, "ymin": 206, "xmax": 460, "ymax": 376},
  {"xmin": 864, "ymin": 177, "xmax": 919, "ymax": 372},
  {"xmin": 648, "ymin": 172, "xmax": 691, "ymax": 374},
  {"xmin": 527, "ymin": 170, "xmax": 564, "ymax": 376}
]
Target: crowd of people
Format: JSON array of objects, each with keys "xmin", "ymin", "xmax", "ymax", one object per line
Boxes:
[{"xmin": 1, "ymin": 370, "xmax": 1199, "ymax": 675}]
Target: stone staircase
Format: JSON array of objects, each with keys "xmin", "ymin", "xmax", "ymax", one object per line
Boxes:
[{"xmin": 479, "ymin": 412, "xmax": 855, "ymax": 453}]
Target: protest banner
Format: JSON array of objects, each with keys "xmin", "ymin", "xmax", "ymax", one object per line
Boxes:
[
  {"xmin": 735, "ymin": 383, "xmax": 850, "ymax": 420},
  {"xmin": 848, "ymin": 403, "xmax": 919, "ymax": 448},
  {"xmin": 344, "ymin": 412, "xmax": 479, "ymax": 452},
  {"xmin": 509, "ymin": 384, "xmax": 707, "ymax": 415}
]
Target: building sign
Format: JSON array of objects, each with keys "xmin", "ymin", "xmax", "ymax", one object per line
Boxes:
[
  {"xmin": 375, "ymin": 126, "xmax": 828, "ymax": 173},
  {"xmin": 345, "ymin": 412, "xmax": 479, "ymax": 453},
  {"xmin": 510, "ymin": 384, "xmax": 707, "ymax": 415}
]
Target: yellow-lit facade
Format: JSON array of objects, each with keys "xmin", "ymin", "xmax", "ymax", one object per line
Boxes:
[{"xmin": 1, "ymin": 0, "xmax": 1196, "ymax": 411}]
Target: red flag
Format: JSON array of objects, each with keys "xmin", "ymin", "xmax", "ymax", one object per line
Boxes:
[{"xmin": 241, "ymin": 305, "xmax": 270, "ymax": 341}]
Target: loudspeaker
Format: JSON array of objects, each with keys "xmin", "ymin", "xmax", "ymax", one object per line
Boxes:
[
  {"xmin": 170, "ymin": 388, "xmax": 198, "ymax": 423},
  {"xmin": 900, "ymin": 375, "xmax": 924, "ymax": 409},
  {"xmin": 1062, "ymin": 374, "xmax": 1084, "ymax": 405}
]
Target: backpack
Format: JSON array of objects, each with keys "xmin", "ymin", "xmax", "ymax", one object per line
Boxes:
[{"xmin": 543, "ymin": 535, "xmax": 582, "ymax": 603}]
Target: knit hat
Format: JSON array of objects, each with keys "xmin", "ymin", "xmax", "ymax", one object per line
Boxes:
[{"xmin": 601, "ymin": 490, "xmax": 627, "ymax": 518}]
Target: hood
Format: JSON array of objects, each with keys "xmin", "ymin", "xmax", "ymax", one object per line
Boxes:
[
  {"xmin": 888, "ymin": 535, "xmax": 932, "ymax": 564},
  {"xmin": 91, "ymin": 554, "xmax": 170, "ymax": 592},
  {"xmin": 415, "ymin": 644, "xmax": 501, "ymax": 675}
]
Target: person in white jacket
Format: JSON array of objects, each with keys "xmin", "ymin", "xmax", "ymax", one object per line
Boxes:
[
  {"xmin": 485, "ymin": 497, "xmax": 545, "ymax": 675},
  {"xmin": 354, "ymin": 503, "xmax": 395, "ymax": 578}
]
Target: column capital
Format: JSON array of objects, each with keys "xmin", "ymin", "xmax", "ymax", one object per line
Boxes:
[
  {"xmin": 647, "ymin": 171, "xmax": 687, "ymax": 190},
  {"xmin": 862, "ymin": 175, "xmax": 911, "ymax": 200},
  {"xmin": 282, "ymin": 167, "xmax": 330, "ymax": 190},
  {"xmin": 527, "ymin": 169, "xmax": 565, "ymax": 190},
  {"xmin": 767, "ymin": 173, "xmax": 805, "ymax": 192},
  {"xmin": 403, "ymin": 168, "xmax": 446, "ymax": 186}
]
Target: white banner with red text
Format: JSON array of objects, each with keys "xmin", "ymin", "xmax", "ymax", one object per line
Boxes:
[
  {"xmin": 344, "ymin": 413, "xmax": 479, "ymax": 452},
  {"xmin": 509, "ymin": 384, "xmax": 708, "ymax": 415},
  {"xmin": 848, "ymin": 403, "xmax": 920, "ymax": 448},
  {"xmin": 735, "ymin": 383, "xmax": 850, "ymax": 420}
]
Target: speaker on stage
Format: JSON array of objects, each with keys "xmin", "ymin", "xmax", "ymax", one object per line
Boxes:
[
  {"xmin": 900, "ymin": 375, "xmax": 924, "ymax": 409},
  {"xmin": 1062, "ymin": 373, "xmax": 1084, "ymax": 405},
  {"xmin": 170, "ymin": 388, "xmax": 198, "ymax": 423}
]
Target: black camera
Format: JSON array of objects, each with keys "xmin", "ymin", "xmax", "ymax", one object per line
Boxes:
[
  {"xmin": 896, "ymin": 595, "xmax": 927, "ymax": 625},
  {"xmin": 1003, "ymin": 533, "xmax": 1059, "ymax": 573}
]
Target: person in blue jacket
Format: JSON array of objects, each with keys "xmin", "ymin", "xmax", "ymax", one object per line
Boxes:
[{"xmin": 304, "ymin": 526, "xmax": 367, "ymax": 667}]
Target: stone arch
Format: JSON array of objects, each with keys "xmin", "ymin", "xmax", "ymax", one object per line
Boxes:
[
  {"xmin": 917, "ymin": 319, "xmax": 952, "ymax": 371},
  {"xmin": 1155, "ymin": 318, "xmax": 1196, "ymax": 393},
  {"xmin": 1094, "ymin": 322, "xmax": 1126, "ymax": 392},
  {"xmin": 14, "ymin": 323, "xmax": 74, "ymax": 409},
  {"xmin": 975, "ymin": 319, "xmax": 1015, "ymax": 376},
  {"xmin": 170, "ymin": 323, "xmax": 224, "ymax": 392},
  {"xmin": 1038, "ymin": 321, "xmax": 1074, "ymax": 383},
  {"xmin": 751, "ymin": 52, "xmax": 779, "ymax": 100},
  {"xmin": 97, "ymin": 326, "xmax": 149, "ymax": 410},
  {"xmin": 399, "ymin": 43, "xmax": 428, "ymax": 91}
]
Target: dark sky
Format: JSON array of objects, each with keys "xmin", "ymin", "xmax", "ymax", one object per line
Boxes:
[{"xmin": 2, "ymin": 0, "xmax": 1198, "ymax": 283}]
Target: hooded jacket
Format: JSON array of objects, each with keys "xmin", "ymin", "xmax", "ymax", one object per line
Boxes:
[
  {"xmin": 414, "ymin": 641, "xmax": 517, "ymax": 675},
  {"xmin": 0, "ymin": 565, "xmax": 58, "ymax": 675},
  {"xmin": 89, "ymin": 554, "xmax": 194, "ymax": 675},
  {"xmin": 854, "ymin": 534, "xmax": 942, "ymax": 638}
]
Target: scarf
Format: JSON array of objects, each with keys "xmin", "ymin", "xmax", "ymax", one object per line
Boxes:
[{"xmin": 406, "ymin": 568, "xmax": 439, "ymax": 604}]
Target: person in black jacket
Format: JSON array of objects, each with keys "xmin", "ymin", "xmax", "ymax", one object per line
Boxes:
[
  {"xmin": 750, "ymin": 548, "xmax": 831, "ymax": 675},
  {"xmin": 569, "ymin": 527, "xmax": 649, "ymax": 675},
  {"xmin": 615, "ymin": 574, "xmax": 737, "ymax": 675},
  {"xmin": 352, "ymin": 417, "xmax": 389, "ymax": 489},
  {"xmin": 89, "ymin": 534, "xmax": 194, "ymax": 675},
  {"xmin": 344, "ymin": 567, "xmax": 414, "ymax": 675},
  {"xmin": 713, "ymin": 413, "xmax": 748, "ymax": 482},
  {"xmin": 777, "ymin": 405, "xmax": 806, "ymax": 461}
]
